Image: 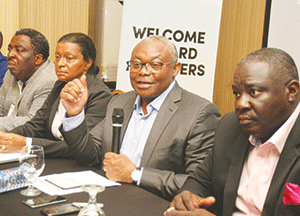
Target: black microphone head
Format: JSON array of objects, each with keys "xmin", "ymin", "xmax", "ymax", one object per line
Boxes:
[{"xmin": 112, "ymin": 108, "xmax": 124, "ymax": 124}]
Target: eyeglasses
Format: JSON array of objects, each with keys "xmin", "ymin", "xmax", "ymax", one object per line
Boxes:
[{"xmin": 126, "ymin": 61, "xmax": 176, "ymax": 74}]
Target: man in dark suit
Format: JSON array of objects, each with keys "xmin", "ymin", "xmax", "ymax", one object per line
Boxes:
[
  {"xmin": 60, "ymin": 35, "xmax": 221, "ymax": 200},
  {"xmin": 165, "ymin": 48, "xmax": 300, "ymax": 215}
]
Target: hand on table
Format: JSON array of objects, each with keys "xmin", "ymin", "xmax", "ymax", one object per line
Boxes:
[
  {"xmin": 164, "ymin": 190, "xmax": 216, "ymax": 216},
  {"xmin": 60, "ymin": 75, "xmax": 88, "ymax": 117},
  {"xmin": 0, "ymin": 131, "xmax": 26, "ymax": 152},
  {"xmin": 103, "ymin": 152, "xmax": 137, "ymax": 183}
]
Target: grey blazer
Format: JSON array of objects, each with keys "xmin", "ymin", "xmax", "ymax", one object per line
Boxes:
[
  {"xmin": 0, "ymin": 60, "xmax": 57, "ymax": 132},
  {"xmin": 62, "ymin": 82, "xmax": 221, "ymax": 200}
]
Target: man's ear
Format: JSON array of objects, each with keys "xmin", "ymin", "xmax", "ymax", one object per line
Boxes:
[
  {"xmin": 34, "ymin": 54, "xmax": 44, "ymax": 66},
  {"xmin": 173, "ymin": 62, "xmax": 182, "ymax": 77},
  {"xmin": 286, "ymin": 79, "xmax": 300, "ymax": 102}
]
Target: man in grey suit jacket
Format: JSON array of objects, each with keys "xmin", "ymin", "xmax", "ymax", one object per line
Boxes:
[
  {"xmin": 0, "ymin": 28, "xmax": 57, "ymax": 132},
  {"xmin": 60, "ymin": 36, "xmax": 221, "ymax": 200},
  {"xmin": 165, "ymin": 48, "xmax": 300, "ymax": 215}
]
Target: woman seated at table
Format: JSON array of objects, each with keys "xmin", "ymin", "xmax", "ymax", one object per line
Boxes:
[{"xmin": 0, "ymin": 33, "xmax": 112, "ymax": 159}]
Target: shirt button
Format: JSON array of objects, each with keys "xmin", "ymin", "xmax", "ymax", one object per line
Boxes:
[{"xmin": 247, "ymin": 199, "xmax": 253, "ymax": 205}]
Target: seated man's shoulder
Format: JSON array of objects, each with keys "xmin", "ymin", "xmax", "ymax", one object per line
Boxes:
[
  {"xmin": 111, "ymin": 90, "xmax": 136, "ymax": 102},
  {"xmin": 24, "ymin": 61, "xmax": 57, "ymax": 95},
  {"xmin": 215, "ymin": 111, "xmax": 244, "ymax": 139},
  {"xmin": 220, "ymin": 111, "xmax": 240, "ymax": 126},
  {"xmin": 180, "ymin": 89, "xmax": 220, "ymax": 113},
  {"xmin": 36, "ymin": 60, "xmax": 56, "ymax": 80},
  {"xmin": 41, "ymin": 59, "xmax": 55, "ymax": 71}
]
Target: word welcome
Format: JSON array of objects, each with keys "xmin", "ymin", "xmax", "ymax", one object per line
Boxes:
[{"xmin": 133, "ymin": 26, "xmax": 205, "ymax": 44}]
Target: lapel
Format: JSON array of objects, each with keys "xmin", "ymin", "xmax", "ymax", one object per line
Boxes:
[
  {"xmin": 17, "ymin": 85, "xmax": 26, "ymax": 105},
  {"xmin": 139, "ymin": 82, "xmax": 181, "ymax": 167},
  {"xmin": 48, "ymin": 81, "xmax": 66, "ymax": 129},
  {"xmin": 13, "ymin": 80, "xmax": 29, "ymax": 115},
  {"xmin": 9, "ymin": 80, "xmax": 22, "ymax": 116},
  {"xmin": 13, "ymin": 61, "xmax": 49, "ymax": 114},
  {"xmin": 262, "ymin": 114, "xmax": 300, "ymax": 215},
  {"xmin": 223, "ymin": 132, "xmax": 250, "ymax": 216},
  {"xmin": 120, "ymin": 94, "xmax": 136, "ymax": 144},
  {"xmin": 48, "ymin": 96, "xmax": 60, "ymax": 129}
]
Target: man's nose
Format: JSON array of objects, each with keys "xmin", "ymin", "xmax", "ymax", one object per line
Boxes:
[
  {"xmin": 7, "ymin": 48, "xmax": 16, "ymax": 59},
  {"xmin": 235, "ymin": 94, "xmax": 251, "ymax": 111},
  {"xmin": 138, "ymin": 63, "xmax": 151, "ymax": 76},
  {"xmin": 56, "ymin": 57, "xmax": 65, "ymax": 66}
]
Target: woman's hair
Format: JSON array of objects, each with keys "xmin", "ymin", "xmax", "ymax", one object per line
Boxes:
[
  {"xmin": 0, "ymin": 31, "xmax": 3, "ymax": 49},
  {"xmin": 58, "ymin": 33, "xmax": 97, "ymax": 71}
]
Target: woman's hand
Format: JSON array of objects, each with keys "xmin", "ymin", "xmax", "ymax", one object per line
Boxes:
[
  {"xmin": 60, "ymin": 75, "xmax": 88, "ymax": 117},
  {"xmin": 0, "ymin": 131, "xmax": 26, "ymax": 152}
]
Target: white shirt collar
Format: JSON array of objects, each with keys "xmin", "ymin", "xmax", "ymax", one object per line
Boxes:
[{"xmin": 134, "ymin": 80, "xmax": 176, "ymax": 115}]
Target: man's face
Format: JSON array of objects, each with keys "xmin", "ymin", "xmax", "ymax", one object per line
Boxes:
[
  {"xmin": 129, "ymin": 40, "xmax": 180, "ymax": 104},
  {"xmin": 232, "ymin": 61, "xmax": 291, "ymax": 142},
  {"xmin": 7, "ymin": 35, "xmax": 36, "ymax": 82}
]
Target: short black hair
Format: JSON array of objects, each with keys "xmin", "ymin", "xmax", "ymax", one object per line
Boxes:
[
  {"xmin": 15, "ymin": 28, "xmax": 50, "ymax": 60},
  {"xmin": 239, "ymin": 48, "xmax": 299, "ymax": 82},
  {"xmin": 0, "ymin": 31, "xmax": 3, "ymax": 49},
  {"xmin": 58, "ymin": 33, "xmax": 96, "ymax": 71}
]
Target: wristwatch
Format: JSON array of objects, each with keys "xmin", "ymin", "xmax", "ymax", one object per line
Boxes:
[{"xmin": 131, "ymin": 167, "xmax": 142, "ymax": 185}]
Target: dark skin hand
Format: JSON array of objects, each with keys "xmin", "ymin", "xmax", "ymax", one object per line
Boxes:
[
  {"xmin": 164, "ymin": 191, "xmax": 216, "ymax": 216},
  {"xmin": 60, "ymin": 75, "xmax": 88, "ymax": 117},
  {"xmin": 0, "ymin": 131, "xmax": 26, "ymax": 152},
  {"xmin": 103, "ymin": 152, "xmax": 137, "ymax": 183}
]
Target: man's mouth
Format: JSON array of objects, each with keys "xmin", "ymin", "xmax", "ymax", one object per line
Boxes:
[
  {"xmin": 135, "ymin": 81, "xmax": 153, "ymax": 88},
  {"xmin": 7, "ymin": 60, "xmax": 16, "ymax": 69},
  {"xmin": 238, "ymin": 115, "xmax": 254, "ymax": 125},
  {"xmin": 56, "ymin": 71, "xmax": 67, "ymax": 75}
]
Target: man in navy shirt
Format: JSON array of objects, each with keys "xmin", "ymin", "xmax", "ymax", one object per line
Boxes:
[{"xmin": 0, "ymin": 31, "xmax": 8, "ymax": 87}]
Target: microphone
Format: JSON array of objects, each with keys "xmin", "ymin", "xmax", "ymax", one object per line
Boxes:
[{"xmin": 111, "ymin": 108, "xmax": 124, "ymax": 153}]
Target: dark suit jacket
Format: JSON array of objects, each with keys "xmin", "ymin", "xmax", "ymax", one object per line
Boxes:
[
  {"xmin": 181, "ymin": 111, "xmax": 300, "ymax": 215},
  {"xmin": 61, "ymin": 82, "xmax": 221, "ymax": 200},
  {"xmin": 11, "ymin": 69, "xmax": 112, "ymax": 158}
]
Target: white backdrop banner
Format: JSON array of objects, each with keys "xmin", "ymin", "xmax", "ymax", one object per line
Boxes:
[{"xmin": 116, "ymin": 0, "xmax": 223, "ymax": 101}]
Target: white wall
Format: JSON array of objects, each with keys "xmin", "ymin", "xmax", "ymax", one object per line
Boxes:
[
  {"xmin": 268, "ymin": 0, "xmax": 300, "ymax": 69},
  {"xmin": 95, "ymin": 0, "xmax": 123, "ymax": 82}
]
